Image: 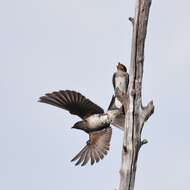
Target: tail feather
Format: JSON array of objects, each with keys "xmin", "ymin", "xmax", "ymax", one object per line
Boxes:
[
  {"xmin": 108, "ymin": 95, "xmax": 125, "ymax": 131},
  {"xmin": 108, "ymin": 95, "xmax": 117, "ymax": 110},
  {"xmin": 111, "ymin": 113, "xmax": 125, "ymax": 131}
]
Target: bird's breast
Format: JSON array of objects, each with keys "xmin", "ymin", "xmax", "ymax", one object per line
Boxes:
[
  {"xmin": 86, "ymin": 114, "xmax": 111, "ymax": 130},
  {"xmin": 115, "ymin": 76, "xmax": 127, "ymax": 92}
]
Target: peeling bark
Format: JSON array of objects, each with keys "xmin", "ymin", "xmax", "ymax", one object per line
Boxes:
[{"xmin": 116, "ymin": 0, "xmax": 154, "ymax": 190}]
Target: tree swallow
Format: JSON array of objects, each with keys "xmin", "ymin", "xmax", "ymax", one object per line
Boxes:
[
  {"xmin": 112, "ymin": 63, "xmax": 129, "ymax": 109},
  {"xmin": 108, "ymin": 63, "xmax": 129, "ymax": 130},
  {"xmin": 39, "ymin": 90, "xmax": 121, "ymax": 166}
]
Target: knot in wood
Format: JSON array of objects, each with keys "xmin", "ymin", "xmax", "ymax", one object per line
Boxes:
[
  {"xmin": 137, "ymin": 56, "xmax": 144, "ymax": 63},
  {"xmin": 123, "ymin": 145, "xmax": 127, "ymax": 153}
]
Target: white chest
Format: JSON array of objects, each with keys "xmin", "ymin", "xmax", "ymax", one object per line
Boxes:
[
  {"xmin": 115, "ymin": 76, "xmax": 126, "ymax": 92},
  {"xmin": 86, "ymin": 114, "xmax": 111, "ymax": 130}
]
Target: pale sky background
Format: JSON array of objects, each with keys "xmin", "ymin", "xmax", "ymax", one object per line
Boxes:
[{"xmin": 1, "ymin": 0, "xmax": 190, "ymax": 190}]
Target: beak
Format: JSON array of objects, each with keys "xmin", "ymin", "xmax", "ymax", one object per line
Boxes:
[
  {"xmin": 71, "ymin": 121, "xmax": 83, "ymax": 130},
  {"xmin": 71, "ymin": 125, "xmax": 76, "ymax": 129},
  {"xmin": 72, "ymin": 123, "xmax": 78, "ymax": 129}
]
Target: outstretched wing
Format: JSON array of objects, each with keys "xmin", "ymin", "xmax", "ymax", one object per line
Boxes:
[
  {"xmin": 39, "ymin": 90, "xmax": 104, "ymax": 119},
  {"xmin": 71, "ymin": 127, "xmax": 112, "ymax": 166}
]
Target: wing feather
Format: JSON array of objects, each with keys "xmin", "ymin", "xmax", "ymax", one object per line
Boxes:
[
  {"xmin": 81, "ymin": 149, "xmax": 90, "ymax": 166},
  {"xmin": 39, "ymin": 90, "xmax": 104, "ymax": 119},
  {"xmin": 71, "ymin": 127, "xmax": 112, "ymax": 166}
]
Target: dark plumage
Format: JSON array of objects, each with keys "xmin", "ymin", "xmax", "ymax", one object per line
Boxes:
[{"xmin": 39, "ymin": 90, "xmax": 104, "ymax": 119}]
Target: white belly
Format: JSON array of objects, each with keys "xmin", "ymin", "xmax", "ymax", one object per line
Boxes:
[
  {"xmin": 114, "ymin": 76, "xmax": 126, "ymax": 108},
  {"xmin": 115, "ymin": 76, "xmax": 126, "ymax": 93}
]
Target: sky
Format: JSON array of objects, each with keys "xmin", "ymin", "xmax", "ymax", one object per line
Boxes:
[{"xmin": 1, "ymin": 0, "xmax": 190, "ymax": 189}]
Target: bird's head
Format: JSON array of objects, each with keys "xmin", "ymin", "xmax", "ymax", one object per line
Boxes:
[
  {"xmin": 72, "ymin": 121, "xmax": 88, "ymax": 132},
  {"xmin": 117, "ymin": 62, "xmax": 127, "ymax": 72}
]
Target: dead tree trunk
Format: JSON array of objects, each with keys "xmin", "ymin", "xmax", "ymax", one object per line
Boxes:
[{"xmin": 117, "ymin": 0, "xmax": 154, "ymax": 190}]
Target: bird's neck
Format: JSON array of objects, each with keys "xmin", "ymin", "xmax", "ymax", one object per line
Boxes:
[{"xmin": 117, "ymin": 69, "xmax": 124, "ymax": 73}]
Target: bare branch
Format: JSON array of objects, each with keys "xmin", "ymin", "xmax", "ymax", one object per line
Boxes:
[
  {"xmin": 141, "ymin": 139, "xmax": 148, "ymax": 147},
  {"xmin": 143, "ymin": 100, "xmax": 154, "ymax": 122},
  {"xmin": 118, "ymin": 0, "xmax": 154, "ymax": 190}
]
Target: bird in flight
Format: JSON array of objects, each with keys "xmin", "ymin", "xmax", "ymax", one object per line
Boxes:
[{"xmin": 39, "ymin": 90, "xmax": 121, "ymax": 166}]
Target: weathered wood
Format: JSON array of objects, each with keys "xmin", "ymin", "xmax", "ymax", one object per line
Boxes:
[{"xmin": 117, "ymin": 0, "xmax": 154, "ymax": 190}]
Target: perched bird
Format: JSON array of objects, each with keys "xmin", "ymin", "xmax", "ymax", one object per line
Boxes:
[
  {"xmin": 109, "ymin": 63, "xmax": 129, "ymax": 130},
  {"xmin": 112, "ymin": 63, "xmax": 129, "ymax": 109},
  {"xmin": 39, "ymin": 90, "xmax": 121, "ymax": 166}
]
